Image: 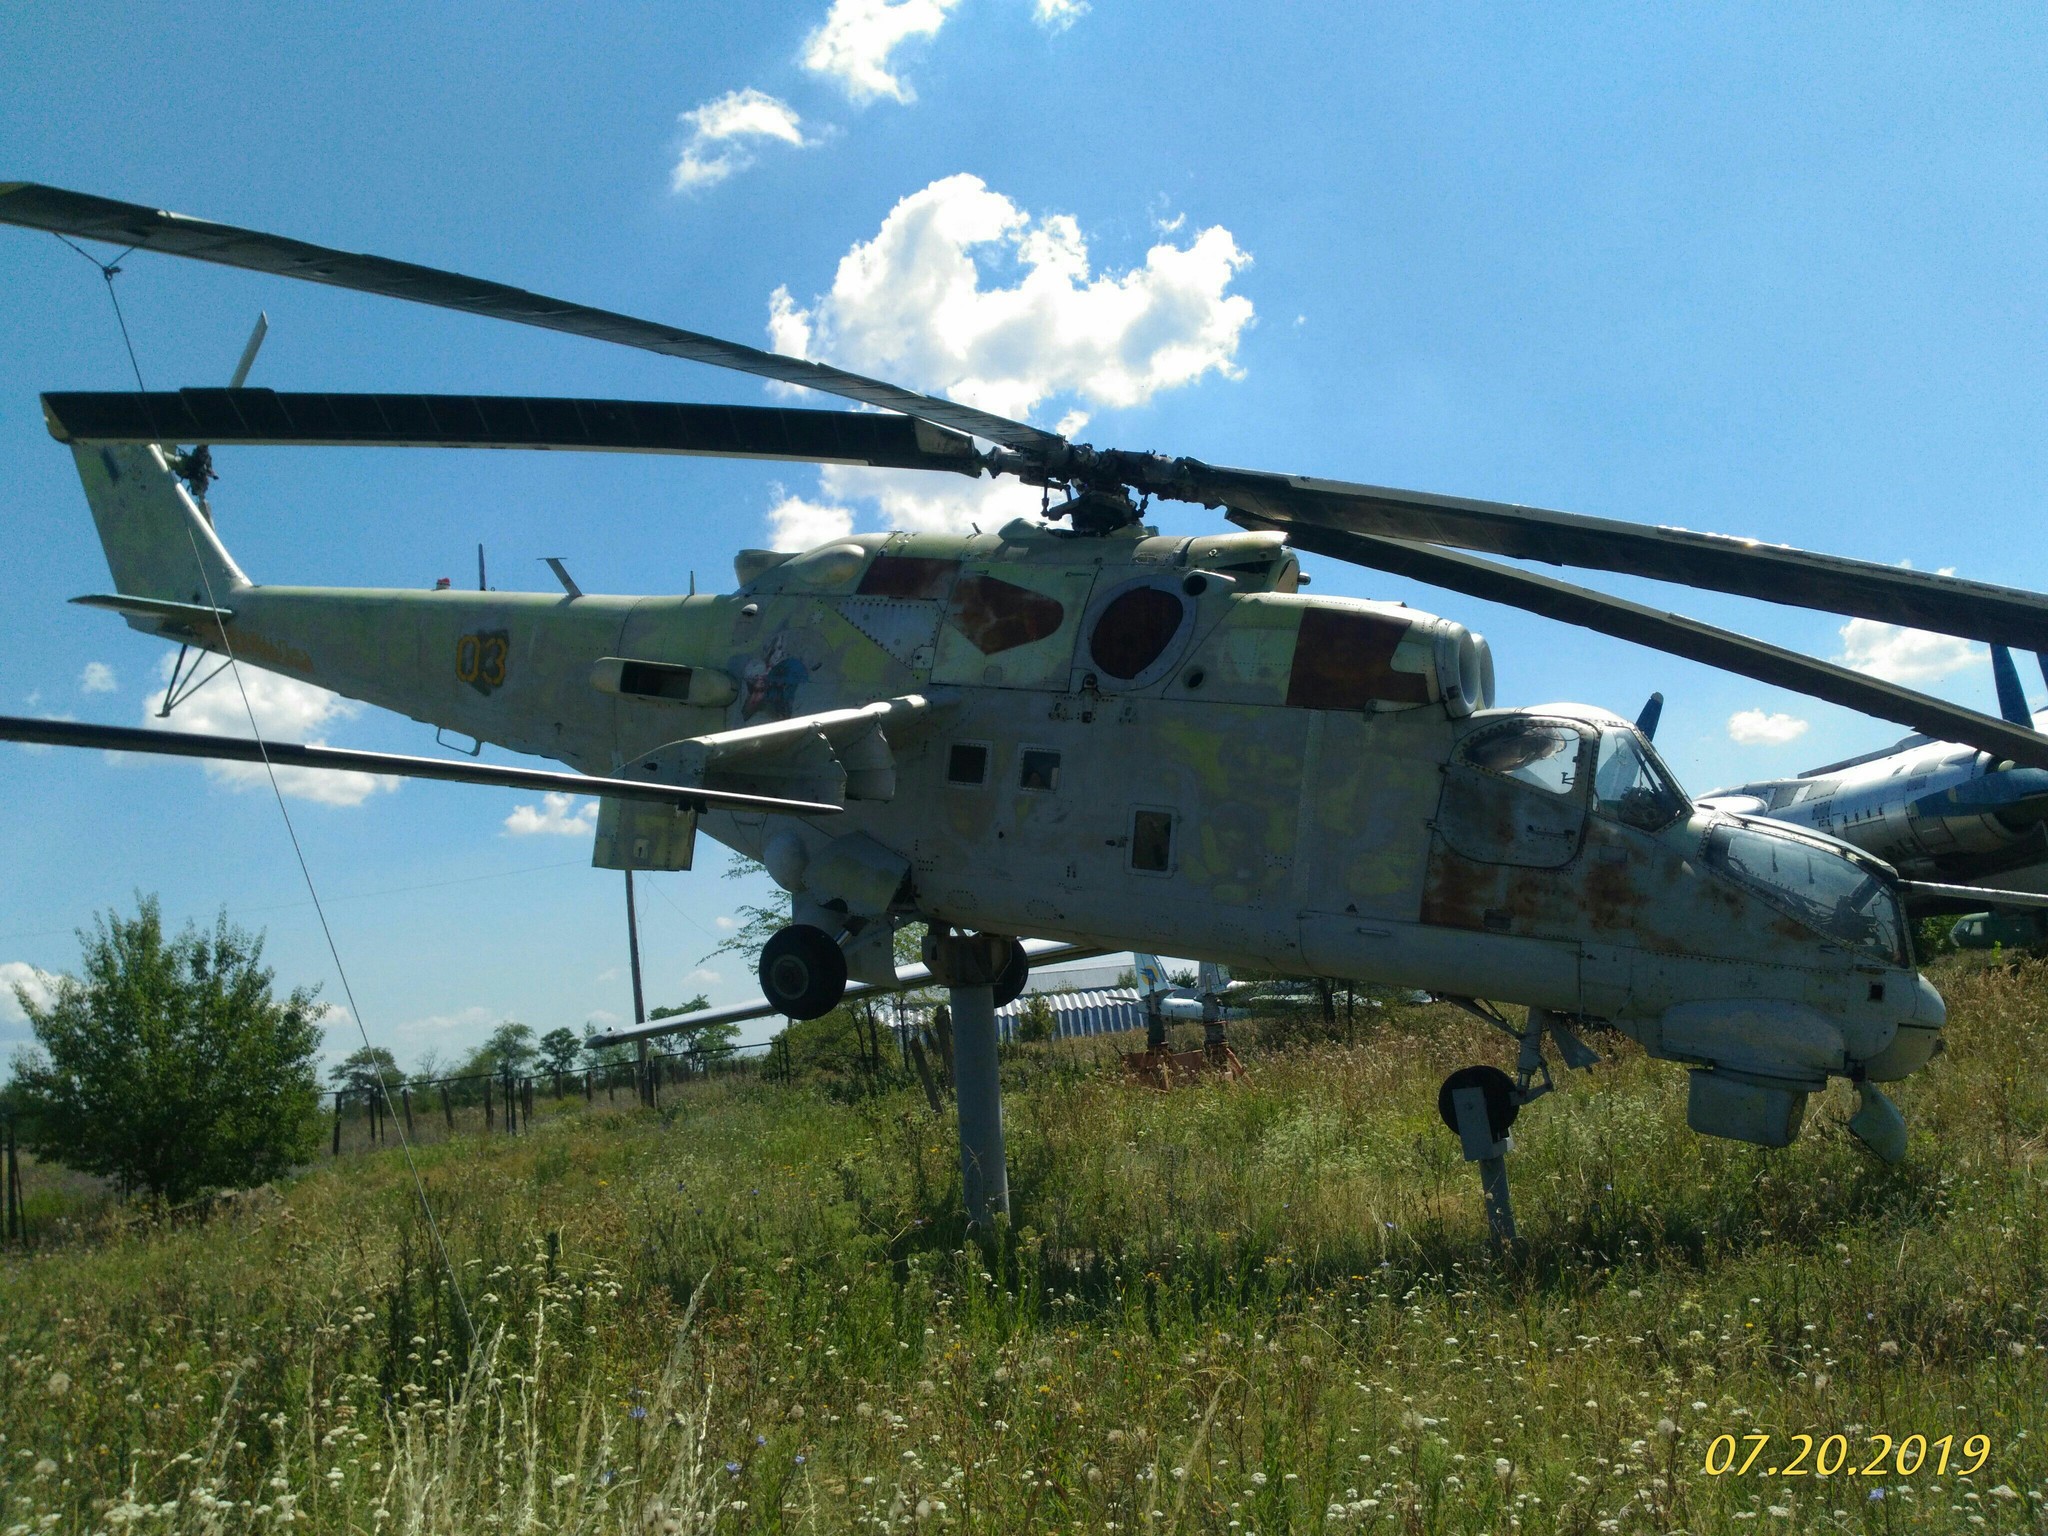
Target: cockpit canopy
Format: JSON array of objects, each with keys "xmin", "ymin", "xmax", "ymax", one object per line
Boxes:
[
  {"xmin": 1456, "ymin": 716, "xmax": 1689, "ymax": 833},
  {"xmin": 1701, "ymin": 818, "xmax": 1909, "ymax": 966}
]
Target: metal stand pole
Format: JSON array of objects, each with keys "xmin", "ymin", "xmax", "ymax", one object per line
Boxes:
[
  {"xmin": 624, "ymin": 869, "xmax": 647, "ymax": 1028},
  {"xmin": 925, "ymin": 930, "xmax": 1016, "ymax": 1225},
  {"xmin": 949, "ymin": 981, "xmax": 1007, "ymax": 1224}
]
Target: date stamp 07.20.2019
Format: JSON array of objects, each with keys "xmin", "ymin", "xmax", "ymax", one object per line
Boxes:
[{"xmin": 1703, "ymin": 1432, "xmax": 1991, "ymax": 1480}]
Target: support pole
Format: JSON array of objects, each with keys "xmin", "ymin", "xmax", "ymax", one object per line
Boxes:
[
  {"xmin": 925, "ymin": 931, "xmax": 1016, "ymax": 1225},
  {"xmin": 949, "ymin": 981, "xmax": 1007, "ymax": 1224},
  {"xmin": 624, "ymin": 869, "xmax": 647, "ymax": 1029}
]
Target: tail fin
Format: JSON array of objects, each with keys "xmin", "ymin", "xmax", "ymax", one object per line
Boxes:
[
  {"xmin": 1991, "ymin": 644, "xmax": 2032, "ymax": 729},
  {"xmin": 1132, "ymin": 953, "xmax": 1172, "ymax": 997},
  {"xmin": 70, "ymin": 441, "xmax": 248, "ymax": 605}
]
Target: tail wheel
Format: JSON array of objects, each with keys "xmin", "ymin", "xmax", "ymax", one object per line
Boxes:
[
  {"xmin": 992, "ymin": 938, "xmax": 1030, "ymax": 1008},
  {"xmin": 758, "ymin": 925, "xmax": 848, "ymax": 1020}
]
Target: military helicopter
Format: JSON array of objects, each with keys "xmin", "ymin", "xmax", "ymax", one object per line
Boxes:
[{"xmin": 7, "ymin": 182, "xmax": 2048, "ymax": 1222}]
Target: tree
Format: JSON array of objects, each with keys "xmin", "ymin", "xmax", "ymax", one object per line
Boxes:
[
  {"xmin": 1014, "ymin": 992, "xmax": 1056, "ymax": 1043},
  {"xmin": 536, "ymin": 1027, "xmax": 581, "ymax": 1075},
  {"xmin": 460, "ymin": 1021, "xmax": 536, "ymax": 1079},
  {"xmin": 331, "ymin": 1045, "xmax": 401, "ymax": 1097},
  {"xmin": 6, "ymin": 897, "xmax": 324, "ymax": 1205}
]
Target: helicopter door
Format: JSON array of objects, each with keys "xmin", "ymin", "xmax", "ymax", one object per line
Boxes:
[
  {"xmin": 930, "ymin": 561, "xmax": 1097, "ymax": 690},
  {"xmin": 1434, "ymin": 719, "xmax": 1590, "ymax": 868}
]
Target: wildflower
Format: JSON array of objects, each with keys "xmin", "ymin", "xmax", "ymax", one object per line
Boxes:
[
  {"xmin": 629, "ymin": 1406, "xmax": 648, "ymax": 1420},
  {"xmin": 1878, "ymin": 1341, "xmax": 1900, "ymax": 1357},
  {"xmin": 45, "ymin": 1373, "xmax": 69, "ymax": 1398},
  {"xmin": 725, "ymin": 1462, "xmax": 741, "ymax": 1477}
]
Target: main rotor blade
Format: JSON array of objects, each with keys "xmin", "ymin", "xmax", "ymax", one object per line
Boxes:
[
  {"xmin": 0, "ymin": 716, "xmax": 844, "ymax": 816},
  {"xmin": 1245, "ymin": 517, "xmax": 2048, "ymax": 772},
  {"xmin": 1169, "ymin": 462, "xmax": 2048, "ymax": 650},
  {"xmin": 0, "ymin": 182, "xmax": 1062, "ymax": 457},
  {"xmin": 42, "ymin": 389, "xmax": 984, "ymax": 476}
]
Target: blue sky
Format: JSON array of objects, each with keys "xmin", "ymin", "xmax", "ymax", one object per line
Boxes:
[{"xmin": 4, "ymin": 3, "xmax": 2046, "ymax": 1069}]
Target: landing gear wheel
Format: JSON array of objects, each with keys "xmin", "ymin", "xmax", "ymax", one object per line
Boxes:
[
  {"xmin": 759, "ymin": 925, "xmax": 848, "ymax": 1020},
  {"xmin": 1437, "ymin": 1064, "xmax": 1519, "ymax": 1143},
  {"xmin": 991, "ymin": 938, "xmax": 1030, "ymax": 1008}
]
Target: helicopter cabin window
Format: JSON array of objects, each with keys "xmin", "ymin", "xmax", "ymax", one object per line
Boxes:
[
  {"xmin": 1130, "ymin": 808, "xmax": 1175, "ymax": 873},
  {"xmin": 1019, "ymin": 748, "xmax": 1061, "ymax": 792},
  {"xmin": 1459, "ymin": 721, "xmax": 1583, "ymax": 796},
  {"xmin": 947, "ymin": 742, "xmax": 990, "ymax": 786},
  {"xmin": 1591, "ymin": 728, "xmax": 1688, "ymax": 831}
]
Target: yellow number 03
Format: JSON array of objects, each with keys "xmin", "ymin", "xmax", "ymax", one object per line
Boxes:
[{"xmin": 456, "ymin": 634, "xmax": 508, "ymax": 688}]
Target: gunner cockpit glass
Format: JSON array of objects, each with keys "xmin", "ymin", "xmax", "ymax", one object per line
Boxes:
[
  {"xmin": 1459, "ymin": 720, "xmax": 1585, "ymax": 797},
  {"xmin": 1592, "ymin": 727, "xmax": 1688, "ymax": 831},
  {"xmin": 1703, "ymin": 821, "xmax": 1908, "ymax": 966}
]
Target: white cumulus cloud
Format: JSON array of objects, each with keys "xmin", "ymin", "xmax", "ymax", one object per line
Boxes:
[
  {"xmin": 0, "ymin": 961, "xmax": 61, "ymax": 1027},
  {"xmin": 1834, "ymin": 618, "xmax": 1982, "ymax": 685},
  {"xmin": 764, "ymin": 176, "xmax": 1254, "ymax": 535},
  {"xmin": 671, "ymin": 89, "xmax": 813, "ymax": 192},
  {"xmin": 818, "ymin": 463, "xmax": 1044, "ymax": 536},
  {"xmin": 768, "ymin": 173, "xmax": 1254, "ymax": 421},
  {"xmin": 1033, "ymin": 0, "xmax": 1087, "ymax": 31},
  {"xmin": 503, "ymin": 792, "xmax": 598, "ymax": 837},
  {"xmin": 765, "ymin": 492, "xmax": 857, "ymax": 551},
  {"xmin": 79, "ymin": 662, "xmax": 116, "ymax": 694},
  {"xmin": 145, "ymin": 656, "xmax": 398, "ymax": 808},
  {"xmin": 1727, "ymin": 709, "xmax": 1811, "ymax": 746},
  {"xmin": 802, "ymin": 0, "xmax": 961, "ymax": 104}
]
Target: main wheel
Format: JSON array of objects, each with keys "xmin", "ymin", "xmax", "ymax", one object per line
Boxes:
[
  {"xmin": 758, "ymin": 925, "xmax": 848, "ymax": 1020},
  {"xmin": 991, "ymin": 937, "xmax": 1030, "ymax": 1008},
  {"xmin": 1436, "ymin": 1064, "xmax": 1519, "ymax": 1142}
]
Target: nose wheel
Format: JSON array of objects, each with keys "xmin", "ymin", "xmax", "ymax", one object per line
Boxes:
[
  {"xmin": 758, "ymin": 924, "xmax": 849, "ymax": 1020},
  {"xmin": 1435, "ymin": 1003, "xmax": 1603, "ymax": 1249}
]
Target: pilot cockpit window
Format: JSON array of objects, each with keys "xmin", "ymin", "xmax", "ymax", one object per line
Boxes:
[
  {"xmin": 1592, "ymin": 728, "xmax": 1688, "ymax": 831},
  {"xmin": 1703, "ymin": 822, "xmax": 1907, "ymax": 966},
  {"xmin": 1459, "ymin": 721, "xmax": 1583, "ymax": 797}
]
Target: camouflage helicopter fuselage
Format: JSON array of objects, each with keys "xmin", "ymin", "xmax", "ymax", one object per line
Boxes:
[{"xmin": 75, "ymin": 440, "xmax": 1945, "ymax": 1153}]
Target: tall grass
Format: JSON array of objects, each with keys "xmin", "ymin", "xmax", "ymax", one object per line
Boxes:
[{"xmin": 2, "ymin": 958, "xmax": 2043, "ymax": 1533}]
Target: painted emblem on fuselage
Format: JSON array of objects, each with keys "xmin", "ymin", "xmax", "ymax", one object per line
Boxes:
[{"xmin": 741, "ymin": 630, "xmax": 814, "ymax": 721}]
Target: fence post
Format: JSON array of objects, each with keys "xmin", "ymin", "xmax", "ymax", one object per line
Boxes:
[
  {"xmin": 584, "ymin": 1069, "xmax": 593, "ymax": 1103},
  {"xmin": 8, "ymin": 1118, "xmax": 23, "ymax": 1244},
  {"xmin": 441, "ymin": 1083, "xmax": 454, "ymax": 1131},
  {"xmin": 484, "ymin": 1075, "xmax": 494, "ymax": 1132},
  {"xmin": 4, "ymin": 1116, "xmax": 18, "ymax": 1241},
  {"xmin": 371, "ymin": 1089, "xmax": 382, "ymax": 1146},
  {"xmin": 401, "ymin": 1086, "xmax": 415, "ymax": 1139},
  {"xmin": 524, "ymin": 1076, "xmax": 535, "ymax": 1122}
]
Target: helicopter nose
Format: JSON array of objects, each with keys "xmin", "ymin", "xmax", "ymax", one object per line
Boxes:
[{"xmin": 1859, "ymin": 971, "xmax": 1946, "ymax": 1082}]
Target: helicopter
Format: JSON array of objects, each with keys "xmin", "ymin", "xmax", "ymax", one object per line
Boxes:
[{"xmin": 7, "ymin": 182, "xmax": 2048, "ymax": 1224}]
